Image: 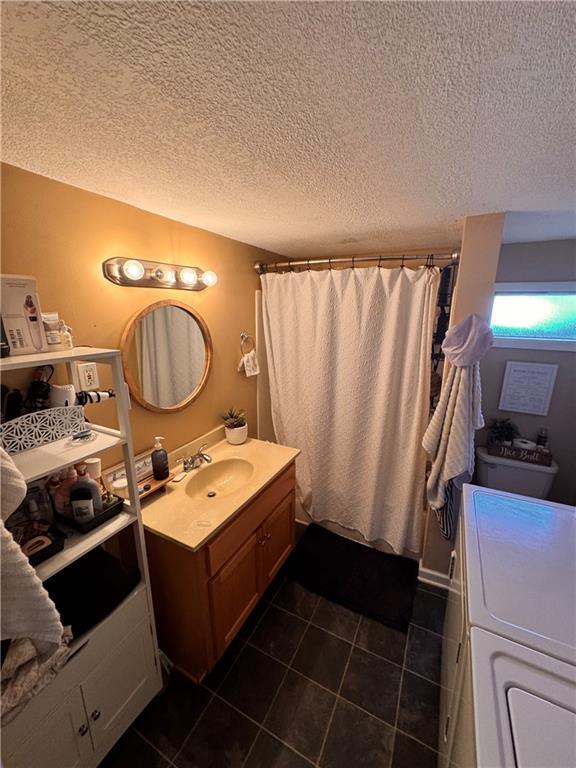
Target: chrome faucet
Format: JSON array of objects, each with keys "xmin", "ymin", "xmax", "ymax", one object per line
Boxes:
[{"xmin": 177, "ymin": 444, "xmax": 212, "ymax": 472}]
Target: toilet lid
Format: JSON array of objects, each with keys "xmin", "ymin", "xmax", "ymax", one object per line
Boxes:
[{"xmin": 464, "ymin": 485, "xmax": 576, "ymax": 664}]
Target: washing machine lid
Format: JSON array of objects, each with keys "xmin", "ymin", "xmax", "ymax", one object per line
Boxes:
[
  {"xmin": 463, "ymin": 485, "xmax": 576, "ymax": 665},
  {"xmin": 472, "ymin": 628, "xmax": 576, "ymax": 768}
]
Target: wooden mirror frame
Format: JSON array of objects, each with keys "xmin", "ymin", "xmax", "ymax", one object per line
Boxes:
[{"xmin": 121, "ymin": 299, "xmax": 213, "ymax": 413}]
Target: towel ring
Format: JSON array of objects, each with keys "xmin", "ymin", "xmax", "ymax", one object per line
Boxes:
[{"xmin": 240, "ymin": 332, "xmax": 255, "ymax": 355}]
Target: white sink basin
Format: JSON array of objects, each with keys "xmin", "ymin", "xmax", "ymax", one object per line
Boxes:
[{"xmin": 185, "ymin": 458, "xmax": 255, "ymax": 500}]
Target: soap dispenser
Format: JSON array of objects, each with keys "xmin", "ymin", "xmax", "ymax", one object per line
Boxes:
[{"xmin": 152, "ymin": 436, "xmax": 169, "ymax": 480}]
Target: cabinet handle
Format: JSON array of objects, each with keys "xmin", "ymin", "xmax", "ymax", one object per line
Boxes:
[
  {"xmin": 78, "ymin": 724, "xmax": 89, "ymax": 736},
  {"xmin": 91, "ymin": 709, "xmax": 101, "ymax": 721},
  {"xmin": 449, "ymin": 550, "xmax": 457, "ymax": 580}
]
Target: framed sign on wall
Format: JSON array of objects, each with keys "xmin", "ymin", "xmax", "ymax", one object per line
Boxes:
[{"xmin": 498, "ymin": 361, "xmax": 558, "ymax": 416}]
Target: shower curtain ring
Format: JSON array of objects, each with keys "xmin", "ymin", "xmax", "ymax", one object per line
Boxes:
[
  {"xmin": 401, "ymin": 255, "xmax": 405, "ymax": 268},
  {"xmin": 328, "ymin": 257, "xmax": 332, "ymax": 270},
  {"xmin": 307, "ymin": 259, "xmax": 311, "ymax": 271},
  {"xmin": 377, "ymin": 255, "xmax": 382, "ymax": 269},
  {"xmin": 352, "ymin": 256, "xmax": 356, "ymax": 269}
]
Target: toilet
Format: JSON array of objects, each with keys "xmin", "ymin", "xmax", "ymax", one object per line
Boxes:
[{"xmin": 476, "ymin": 446, "xmax": 559, "ymax": 499}]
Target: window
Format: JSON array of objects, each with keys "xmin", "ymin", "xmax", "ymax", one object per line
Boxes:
[{"xmin": 490, "ymin": 282, "xmax": 576, "ymax": 351}]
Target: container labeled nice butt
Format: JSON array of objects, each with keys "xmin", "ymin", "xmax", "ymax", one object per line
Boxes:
[{"xmin": 0, "ymin": 274, "xmax": 48, "ymax": 355}]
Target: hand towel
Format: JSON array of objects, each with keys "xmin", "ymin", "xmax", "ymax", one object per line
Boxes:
[{"xmin": 1, "ymin": 447, "xmax": 70, "ymax": 721}]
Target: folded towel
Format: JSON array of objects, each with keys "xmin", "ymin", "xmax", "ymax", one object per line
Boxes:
[{"xmin": 1, "ymin": 447, "xmax": 70, "ymax": 721}]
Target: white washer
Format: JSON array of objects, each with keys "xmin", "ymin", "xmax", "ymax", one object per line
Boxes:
[
  {"xmin": 463, "ymin": 485, "xmax": 576, "ymax": 665},
  {"xmin": 471, "ymin": 628, "xmax": 576, "ymax": 767},
  {"xmin": 445, "ymin": 486, "xmax": 576, "ymax": 766}
]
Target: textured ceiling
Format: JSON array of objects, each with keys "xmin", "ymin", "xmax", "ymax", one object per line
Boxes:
[{"xmin": 2, "ymin": 1, "xmax": 575, "ymax": 257}]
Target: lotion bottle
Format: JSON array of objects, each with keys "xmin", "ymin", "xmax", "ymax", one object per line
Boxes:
[{"xmin": 152, "ymin": 436, "xmax": 169, "ymax": 480}]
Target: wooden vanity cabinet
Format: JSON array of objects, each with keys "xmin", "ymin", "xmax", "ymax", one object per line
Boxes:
[{"xmin": 144, "ymin": 462, "xmax": 296, "ymax": 681}]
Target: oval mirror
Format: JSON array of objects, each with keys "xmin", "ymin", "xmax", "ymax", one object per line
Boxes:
[{"xmin": 121, "ymin": 300, "xmax": 212, "ymax": 412}]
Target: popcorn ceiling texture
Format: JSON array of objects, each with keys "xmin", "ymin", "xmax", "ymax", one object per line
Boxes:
[{"xmin": 2, "ymin": 1, "xmax": 575, "ymax": 257}]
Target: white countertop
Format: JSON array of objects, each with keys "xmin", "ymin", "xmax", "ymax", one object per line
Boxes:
[{"xmin": 141, "ymin": 438, "xmax": 299, "ymax": 551}]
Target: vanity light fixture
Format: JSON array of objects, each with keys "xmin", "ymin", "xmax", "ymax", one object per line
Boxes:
[
  {"xmin": 122, "ymin": 259, "xmax": 146, "ymax": 281},
  {"xmin": 201, "ymin": 270, "xmax": 218, "ymax": 287},
  {"xmin": 179, "ymin": 267, "xmax": 198, "ymax": 287},
  {"xmin": 103, "ymin": 257, "xmax": 217, "ymax": 291}
]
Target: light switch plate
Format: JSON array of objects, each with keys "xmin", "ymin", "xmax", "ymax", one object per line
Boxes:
[{"xmin": 75, "ymin": 362, "xmax": 100, "ymax": 390}]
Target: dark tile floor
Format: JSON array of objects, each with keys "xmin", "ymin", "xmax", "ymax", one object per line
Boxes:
[{"xmin": 99, "ymin": 578, "xmax": 447, "ymax": 768}]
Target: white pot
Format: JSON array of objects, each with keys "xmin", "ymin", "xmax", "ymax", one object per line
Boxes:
[{"xmin": 225, "ymin": 424, "xmax": 248, "ymax": 445}]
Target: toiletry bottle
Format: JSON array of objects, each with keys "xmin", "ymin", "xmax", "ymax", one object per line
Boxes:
[
  {"xmin": 73, "ymin": 463, "xmax": 103, "ymax": 515},
  {"xmin": 70, "ymin": 484, "xmax": 95, "ymax": 522},
  {"xmin": 536, "ymin": 428, "xmax": 548, "ymax": 450},
  {"xmin": 24, "ymin": 295, "xmax": 43, "ymax": 350},
  {"xmin": 54, "ymin": 467, "xmax": 77, "ymax": 518},
  {"xmin": 58, "ymin": 320, "xmax": 74, "ymax": 349},
  {"xmin": 152, "ymin": 436, "xmax": 169, "ymax": 480}
]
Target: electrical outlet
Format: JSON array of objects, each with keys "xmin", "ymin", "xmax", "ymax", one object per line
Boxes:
[{"xmin": 75, "ymin": 362, "xmax": 100, "ymax": 390}]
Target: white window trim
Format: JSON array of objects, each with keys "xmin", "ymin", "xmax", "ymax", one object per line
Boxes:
[{"xmin": 491, "ymin": 281, "xmax": 576, "ymax": 352}]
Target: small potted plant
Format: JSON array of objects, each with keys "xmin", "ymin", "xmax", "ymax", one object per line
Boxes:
[
  {"xmin": 222, "ymin": 408, "xmax": 248, "ymax": 445},
  {"xmin": 488, "ymin": 418, "xmax": 519, "ymax": 447}
]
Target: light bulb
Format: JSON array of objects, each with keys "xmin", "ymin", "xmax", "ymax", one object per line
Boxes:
[
  {"xmin": 201, "ymin": 270, "xmax": 218, "ymax": 287},
  {"xmin": 153, "ymin": 267, "xmax": 176, "ymax": 283},
  {"xmin": 122, "ymin": 259, "xmax": 145, "ymax": 281},
  {"xmin": 179, "ymin": 268, "xmax": 198, "ymax": 286}
]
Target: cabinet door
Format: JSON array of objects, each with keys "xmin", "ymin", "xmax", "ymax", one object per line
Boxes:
[
  {"xmin": 4, "ymin": 687, "xmax": 92, "ymax": 768},
  {"xmin": 439, "ymin": 519, "xmax": 467, "ymax": 765},
  {"xmin": 210, "ymin": 531, "xmax": 261, "ymax": 657},
  {"xmin": 261, "ymin": 492, "xmax": 295, "ymax": 585},
  {"xmin": 81, "ymin": 620, "xmax": 158, "ymax": 759}
]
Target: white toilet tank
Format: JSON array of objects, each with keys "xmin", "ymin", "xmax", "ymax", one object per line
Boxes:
[{"xmin": 476, "ymin": 446, "xmax": 559, "ymax": 499}]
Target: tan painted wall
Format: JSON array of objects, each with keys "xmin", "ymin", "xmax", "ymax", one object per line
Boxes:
[
  {"xmin": 1, "ymin": 164, "xmax": 279, "ymax": 459},
  {"xmin": 478, "ymin": 239, "xmax": 576, "ymax": 506}
]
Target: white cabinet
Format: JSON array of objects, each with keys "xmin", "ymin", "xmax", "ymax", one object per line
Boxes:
[
  {"xmin": 3, "ymin": 596, "xmax": 158, "ymax": 768},
  {"xmin": 82, "ymin": 621, "xmax": 158, "ymax": 755},
  {"xmin": 439, "ymin": 522, "xmax": 468, "ymax": 766},
  {"xmin": 5, "ymin": 688, "xmax": 92, "ymax": 768},
  {"xmin": 0, "ymin": 348, "xmax": 162, "ymax": 767}
]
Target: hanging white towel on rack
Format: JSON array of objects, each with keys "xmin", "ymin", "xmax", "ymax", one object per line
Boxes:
[
  {"xmin": 238, "ymin": 349, "xmax": 260, "ymax": 376},
  {"xmin": 422, "ymin": 314, "xmax": 493, "ymax": 539}
]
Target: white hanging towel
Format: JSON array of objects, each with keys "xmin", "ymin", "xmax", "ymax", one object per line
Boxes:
[
  {"xmin": 238, "ymin": 349, "xmax": 260, "ymax": 377},
  {"xmin": 1, "ymin": 447, "xmax": 71, "ymax": 721},
  {"xmin": 422, "ymin": 314, "xmax": 493, "ymax": 540}
]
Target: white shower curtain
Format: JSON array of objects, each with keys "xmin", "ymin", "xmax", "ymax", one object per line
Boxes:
[{"xmin": 262, "ymin": 266, "xmax": 440, "ymax": 556}]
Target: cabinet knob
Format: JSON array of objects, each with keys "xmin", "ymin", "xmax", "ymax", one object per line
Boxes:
[
  {"xmin": 91, "ymin": 709, "xmax": 101, "ymax": 721},
  {"xmin": 265, "ymin": 532, "xmax": 272, "ymax": 541},
  {"xmin": 78, "ymin": 724, "xmax": 89, "ymax": 736}
]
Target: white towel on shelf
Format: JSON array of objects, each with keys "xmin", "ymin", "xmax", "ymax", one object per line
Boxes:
[
  {"xmin": 422, "ymin": 314, "xmax": 492, "ymax": 539},
  {"xmin": 1, "ymin": 447, "xmax": 70, "ymax": 721}
]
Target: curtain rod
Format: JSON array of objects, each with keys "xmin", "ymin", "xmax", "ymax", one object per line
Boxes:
[{"xmin": 254, "ymin": 251, "xmax": 460, "ymax": 274}]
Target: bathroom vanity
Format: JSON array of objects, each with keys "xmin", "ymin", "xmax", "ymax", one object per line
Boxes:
[{"xmin": 142, "ymin": 437, "xmax": 299, "ymax": 681}]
